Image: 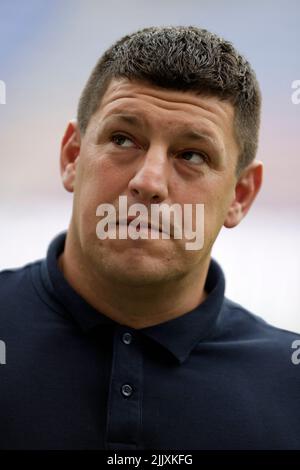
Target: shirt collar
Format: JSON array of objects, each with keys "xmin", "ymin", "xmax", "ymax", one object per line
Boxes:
[{"xmin": 41, "ymin": 231, "xmax": 225, "ymax": 364}]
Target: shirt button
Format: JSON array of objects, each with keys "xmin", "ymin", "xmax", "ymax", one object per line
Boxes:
[
  {"xmin": 122, "ymin": 332, "xmax": 132, "ymax": 345},
  {"xmin": 121, "ymin": 384, "xmax": 133, "ymax": 397}
]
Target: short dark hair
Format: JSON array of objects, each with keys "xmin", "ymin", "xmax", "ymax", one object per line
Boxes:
[{"xmin": 77, "ymin": 26, "xmax": 261, "ymax": 174}]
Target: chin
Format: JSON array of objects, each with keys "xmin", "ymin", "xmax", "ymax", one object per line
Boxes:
[
  {"xmin": 88, "ymin": 239, "xmax": 188, "ymax": 283},
  {"xmin": 112, "ymin": 269, "xmax": 180, "ymax": 286},
  {"xmin": 102, "ymin": 254, "xmax": 184, "ymax": 286}
]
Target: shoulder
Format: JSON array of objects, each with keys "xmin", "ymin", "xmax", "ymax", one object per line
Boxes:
[
  {"xmin": 0, "ymin": 261, "xmax": 41, "ymax": 293},
  {"xmin": 218, "ymin": 297, "xmax": 300, "ymax": 363},
  {"xmin": 0, "ymin": 261, "xmax": 43, "ymax": 321},
  {"xmin": 222, "ymin": 296, "xmax": 300, "ymax": 339}
]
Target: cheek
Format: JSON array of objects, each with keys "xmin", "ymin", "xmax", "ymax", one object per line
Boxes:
[
  {"xmin": 78, "ymin": 152, "xmax": 127, "ymax": 202},
  {"xmin": 73, "ymin": 153, "xmax": 131, "ymax": 238},
  {"xmin": 199, "ymin": 179, "xmax": 235, "ymax": 241}
]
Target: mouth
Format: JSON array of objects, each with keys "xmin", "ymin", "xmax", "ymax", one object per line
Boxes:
[{"xmin": 117, "ymin": 217, "xmax": 163, "ymax": 233}]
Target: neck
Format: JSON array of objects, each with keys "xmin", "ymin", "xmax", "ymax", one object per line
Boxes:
[{"xmin": 58, "ymin": 232, "xmax": 210, "ymax": 329}]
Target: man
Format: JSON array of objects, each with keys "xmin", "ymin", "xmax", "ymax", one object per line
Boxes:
[{"xmin": 1, "ymin": 26, "xmax": 299, "ymax": 450}]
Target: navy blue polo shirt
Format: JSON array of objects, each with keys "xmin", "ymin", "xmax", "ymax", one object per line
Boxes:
[{"xmin": 0, "ymin": 231, "xmax": 300, "ymax": 450}]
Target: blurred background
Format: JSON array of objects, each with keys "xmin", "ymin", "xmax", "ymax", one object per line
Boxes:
[{"xmin": 0, "ymin": 0, "xmax": 299, "ymax": 331}]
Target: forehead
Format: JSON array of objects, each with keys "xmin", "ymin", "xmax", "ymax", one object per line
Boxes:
[{"xmin": 99, "ymin": 78, "xmax": 233, "ymax": 122}]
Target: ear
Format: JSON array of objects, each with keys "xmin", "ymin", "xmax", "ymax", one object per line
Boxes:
[
  {"xmin": 224, "ymin": 160, "xmax": 263, "ymax": 228},
  {"xmin": 60, "ymin": 120, "xmax": 81, "ymax": 193}
]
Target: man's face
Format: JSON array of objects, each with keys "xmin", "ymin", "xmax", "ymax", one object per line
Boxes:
[{"xmin": 66, "ymin": 78, "xmax": 240, "ymax": 286}]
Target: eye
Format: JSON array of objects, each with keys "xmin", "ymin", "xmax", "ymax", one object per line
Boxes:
[
  {"xmin": 178, "ymin": 151, "xmax": 208, "ymax": 165},
  {"xmin": 111, "ymin": 134, "xmax": 135, "ymax": 148}
]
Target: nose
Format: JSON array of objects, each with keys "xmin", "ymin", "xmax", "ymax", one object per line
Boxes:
[{"xmin": 128, "ymin": 145, "xmax": 169, "ymax": 204}]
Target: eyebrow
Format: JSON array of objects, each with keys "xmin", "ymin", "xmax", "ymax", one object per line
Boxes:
[
  {"xmin": 100, "ymin": 112, "xmax": 222, "ymax": 153},
  {"xmin": 178, "ymin": 129, "xmax": 220, "ymax": 149},
  {"xmin": 102, "ymin": 113, "xmax": 145, "ymax": 128}
]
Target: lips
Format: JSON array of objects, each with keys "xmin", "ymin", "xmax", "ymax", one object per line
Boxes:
[{"xmin": 117, "ymin": 218, "xmax": 163, "ymax": 233}]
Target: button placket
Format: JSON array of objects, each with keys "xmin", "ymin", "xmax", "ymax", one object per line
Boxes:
[{"xmin": 105, "ymin": 326, "xmax": 143, "ymax": 448}]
